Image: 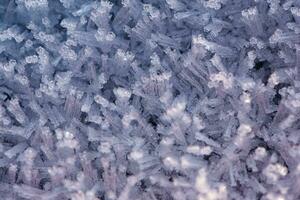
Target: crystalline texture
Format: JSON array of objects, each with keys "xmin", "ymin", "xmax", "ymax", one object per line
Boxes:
[
  {"xmin": 23, "ymin": 0, "xmax": 48, "ymax": 10},
  {"xmin": 0, "ymin": 0, "xmax": 300, "ymax": 199}
]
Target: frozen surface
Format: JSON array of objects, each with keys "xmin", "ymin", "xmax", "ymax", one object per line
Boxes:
[{"xmin": 0, "ymin": 0, "xmax": 300, "ymax": 199}]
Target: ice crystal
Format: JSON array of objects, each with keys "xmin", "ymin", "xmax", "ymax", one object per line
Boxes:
[{"xmin": 0, "ymin": 0, "xmax": 300, "ymax": 199}]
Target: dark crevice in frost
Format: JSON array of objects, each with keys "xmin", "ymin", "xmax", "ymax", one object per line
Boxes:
[{"xmin": 273, "ymin": 82, "xmax": 291, "ymax": 105}]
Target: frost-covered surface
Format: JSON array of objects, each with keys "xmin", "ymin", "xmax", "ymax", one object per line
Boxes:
[{"xmin": 0, "ymin": 0, "xmax": 300, "ymax": 199}]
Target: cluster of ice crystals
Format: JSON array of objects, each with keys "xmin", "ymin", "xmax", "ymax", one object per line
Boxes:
[
  {"xmin": 208, "ymin": 71, "xmax": 234, "ymax": 90},
  {"xmin": 23, "ymin": 0, "xmax": 48, "ymax": 9},
  {"xmin": 0, "ymin": 0, "xmax": 300, "ymax": 199}
]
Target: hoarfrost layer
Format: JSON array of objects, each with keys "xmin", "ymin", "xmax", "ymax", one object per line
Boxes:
[{"xmin": 0, "ymin": 0, "xmax": 300, "ymax": 200}]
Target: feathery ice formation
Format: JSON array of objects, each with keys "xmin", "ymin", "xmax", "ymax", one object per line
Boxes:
[{"xmin": 0, "ymin": 0, "xmax": 300, "ymax": 199}]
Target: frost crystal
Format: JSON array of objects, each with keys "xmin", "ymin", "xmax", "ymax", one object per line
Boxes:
[
  {"xmin": 0, "ymin": 0, "xmax": 300, "ymax": 199},
  {"xmin": 23, "ymin": 0, "xmax": 48, "ymax": 10}
]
